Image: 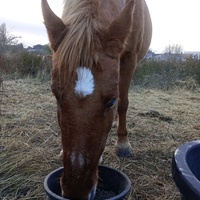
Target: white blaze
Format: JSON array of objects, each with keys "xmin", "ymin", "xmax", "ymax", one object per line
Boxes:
[
  {"xmin": 70, "ymin": 152, "xmax": 85, "ymax": 168},
  {"xmin": 75, "ymin": 67, "xmax": 94, "ymax": 97}
]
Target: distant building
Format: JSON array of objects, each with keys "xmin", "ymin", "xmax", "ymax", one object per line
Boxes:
[
  {"xmin": 145, "ymin": 50, "xmax": 155, "ymax": 59},
  {"xmin": 27, "ymin": 44, "xmax": 43, "ymax": 54},
  {"xmin": 183, "ymin": 51, "xmax": 200, "ymax": 59},
  {"xmin": 145, "ymin": 50, "xmax": 200, "ymax": 61}
]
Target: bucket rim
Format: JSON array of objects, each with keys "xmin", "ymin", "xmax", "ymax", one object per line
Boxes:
[{"xmin": 44, "ymin": 165, "xmax": 131, "ymax": 200}]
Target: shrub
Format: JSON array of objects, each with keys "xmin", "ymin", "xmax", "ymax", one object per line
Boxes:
[
  {"xmin": 1, "ymin": 51, "xmax": 51, "ymax": 80},
  {"xmin": 132, "ymin": 58, "xmax": 200, "ymax": 89},
  {"xmin": 1, "ymin": 50, "xmax": 200, "ymax": 88}
]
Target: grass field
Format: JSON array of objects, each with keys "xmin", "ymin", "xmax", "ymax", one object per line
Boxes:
[{"xmin": 1, "ymin": 79, "xmax": 200, "ymax": 200}]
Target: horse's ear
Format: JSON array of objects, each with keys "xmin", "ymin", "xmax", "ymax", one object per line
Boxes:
[
  {"xmin": 41, "ymin": 0, "xmax": 66, "ymax": 51},
  {"xmin": 101, "ymin": 0, "xmax": 135, "ymax": 56}
]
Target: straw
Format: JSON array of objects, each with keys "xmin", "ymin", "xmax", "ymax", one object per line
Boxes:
[{"xmin": 1, "ymin": 79, "xmax": 200, "ymax": 199}]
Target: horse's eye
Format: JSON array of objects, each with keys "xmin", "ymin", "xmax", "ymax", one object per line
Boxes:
[{"xmin": 106, "ymin": 98, "xmax": 117, "ymax": 109}]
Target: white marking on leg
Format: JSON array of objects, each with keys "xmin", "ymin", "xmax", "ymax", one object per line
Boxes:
[
  {"xmin": 75, "ymin": 67, "xmax": 95, "ymax": 97},
  {"xmin": 116, "ymin": 140, "xmax": 131, "ymax": 149}
]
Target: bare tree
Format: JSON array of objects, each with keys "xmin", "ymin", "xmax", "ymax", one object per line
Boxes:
[
  {"xmin": 164, "ymin": 44, "xmax": 183, "ymax": 54},
  {"xmin": 0, "ymin": 23, "xmax": 21, "ymax": 52}
]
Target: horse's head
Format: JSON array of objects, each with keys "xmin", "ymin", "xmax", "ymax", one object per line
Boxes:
[{"xmin": 42, "ymin": 0, "xmax": 135, "ymax": 199}]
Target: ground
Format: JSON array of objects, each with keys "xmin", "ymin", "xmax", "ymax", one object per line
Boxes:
[{"xmin": 1, "ymin": 79, "xmax": 200, "ymax": 200}]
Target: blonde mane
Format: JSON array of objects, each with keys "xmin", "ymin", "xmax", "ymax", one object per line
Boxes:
[{"xmin": 56, "ymin": 0, "xmax": 101, "ymax": 83}]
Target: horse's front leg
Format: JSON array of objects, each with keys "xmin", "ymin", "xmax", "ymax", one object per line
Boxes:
[
  {"xmin": 116, "ymin": 98, "xmax": 132, "ymax": 157},
  {"xmin": 116, "ymin": 53, "xmax": 137, "ymax": 157}
]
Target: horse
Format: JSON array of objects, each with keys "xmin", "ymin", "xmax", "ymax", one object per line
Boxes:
[{"xmin": 42, "ymin": 0, "xmax": 152, "ymax": 199}]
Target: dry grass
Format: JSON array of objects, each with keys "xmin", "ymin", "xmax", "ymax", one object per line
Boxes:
[{"xmin": 1, "ymin": 79, "xmax": 200, "ymax": 200}]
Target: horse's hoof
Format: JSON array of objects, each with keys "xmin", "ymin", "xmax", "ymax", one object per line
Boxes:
[
  {"xmin": 116, "ymin": 147, "xmax": 132, "ymax": 157},
  {"xmin": 115, "ymin": 141, "xmax": 132, "ymax": 157}
]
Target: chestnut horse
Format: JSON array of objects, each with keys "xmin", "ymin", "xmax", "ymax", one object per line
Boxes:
[{"xmin": 42, "ymin": 0, "xmax": 152, "ymax": 199}]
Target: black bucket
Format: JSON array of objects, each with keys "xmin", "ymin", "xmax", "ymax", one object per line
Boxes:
[
  {"xmin": 172, "ymin": 140, "xmax": 200, "ymax": 200},
  {"xmin": 44, "ymin": 165, "xmax": 131, "ymax": 200}
]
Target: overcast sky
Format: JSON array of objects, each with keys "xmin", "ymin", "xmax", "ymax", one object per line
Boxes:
[{"xmin": 0, "ymin": 0, "xmax": 200, "ymax": 53}]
